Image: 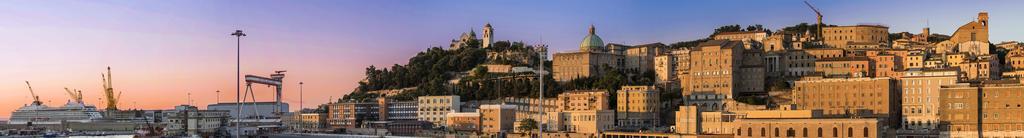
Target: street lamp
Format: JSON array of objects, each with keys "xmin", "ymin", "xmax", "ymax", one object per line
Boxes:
[
  {"xmin": 300, "ymin": 82, "xmax": 304, "ymax": 112},
  {"xmin": 231, "ymin": 30, "xmax": 246, "ymax": 137},
  {"xmin": 534, "ymin": 45, "xmax": 547, "ymax": 134}
]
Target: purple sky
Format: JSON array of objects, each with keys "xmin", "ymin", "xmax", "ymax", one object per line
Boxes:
[{"xmin": 2, "ymin": 0, "xmax": 1023, "ymax": 118}]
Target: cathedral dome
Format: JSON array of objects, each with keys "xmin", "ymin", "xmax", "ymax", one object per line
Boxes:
[{"xmin": 579, "ymin": 25, "xmax": 605, "ymax": 51}]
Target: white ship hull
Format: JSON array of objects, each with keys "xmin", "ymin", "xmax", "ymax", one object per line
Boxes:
[{"xmin": 8, "ymin": 102, "xmax": 103, "ymax": 125}]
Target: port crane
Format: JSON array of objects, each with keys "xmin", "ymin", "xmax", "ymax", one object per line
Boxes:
[
  {"xmin": 101, "ymin": 67, "xmax": 122, "ymax": 110},
  {"xmin": 64, "ymin": 87, "xmax": 84, "ymax": 104},
  {"xmin": 804, "ymin": 1, "xmax": 824, "ymax": 40},
  {"xmin": 242, "ymin": 70, "xmax": 286, "ymax": 115},
  {"xmin": 25, "ymin": 81, "xmax": 43, "ymax": 105}
]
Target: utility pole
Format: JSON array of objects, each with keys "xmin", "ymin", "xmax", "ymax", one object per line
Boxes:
[
  {"xmin": 216, "ymin": 90, "xmax": 220, "ymax": 103},
  {"xmin": 231, "ymin": 30, "xmax": 246, "ymax": 137}
]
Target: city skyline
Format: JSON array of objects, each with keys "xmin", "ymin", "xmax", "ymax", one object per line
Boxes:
[{"xmin": 4, "ymin": 0, "xmax": 1024, "ymax": 119}]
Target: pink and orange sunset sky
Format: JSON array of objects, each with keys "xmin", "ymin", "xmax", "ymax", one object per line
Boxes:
[{"xmin": 4, "ymin": 0, "xmax": 1024, "ymax": 119}]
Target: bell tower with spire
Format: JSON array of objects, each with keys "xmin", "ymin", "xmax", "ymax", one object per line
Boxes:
[{"xmin": 483, "ymin": 23, "xmax": 494, "ymax": 48}]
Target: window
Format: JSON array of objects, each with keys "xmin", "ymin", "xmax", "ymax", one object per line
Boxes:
[
  {"xmin": 803, "ymin": 128, "xmax": 808, "ymax": 137},
  {"xmin": 818, "ymin": 128, "xmax": 823, "ymax": 137},
  {"xmin": 833, "ymin": 127, "xmax": 838, "ymax": 137},
  {"xmin": 775, "ymin": 128, "xmax": 780, "ymax": 137},
  {"xmin": 848, "ymin": 127, "xmax": 854, "ymax": 137},
  {"xmin": 864, "ymin": 127, "xmax": 870, "ymax": 137},
  {"xmin": 761, "ymin": 128, "xmax": 766, "ymax": 137},
  {"xmin": 748, "ymin": 128, "xmax": 752, "ymax": 137},
  {"xmin": 787, "ymin": 128, "xmax": 796, "ymax": 137}
]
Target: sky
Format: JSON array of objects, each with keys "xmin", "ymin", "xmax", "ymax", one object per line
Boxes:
[{"xmin": 2, "ymin": 0, "xmax": 1023, "ymax": 119}]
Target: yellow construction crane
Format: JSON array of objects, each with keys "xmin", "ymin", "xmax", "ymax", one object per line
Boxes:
[
  {"xmin": 64, "ymin": 87, "xmax": 84, "ymax": 104},
  {"xmin": 101, "ymin": 67, "xmax": 121, "ymax": 110},
  {"xmin": 25, "ymin": 81, "xmax": 43, "ymax": 105},
  {"xmin": 804, "ymin": 1, "xmax": 824, "ymax": 40}
]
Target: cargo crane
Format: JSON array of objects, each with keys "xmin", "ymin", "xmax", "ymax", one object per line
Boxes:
[
  {"xmin": 64, "ymin": 88, "xmax": 84, "ymax": 104},
  {"xmin": 804, "ymin": 1, "xmax": 824, "ymax": 40},
  {"xmin": 101, "ymin": 67, "xmax": 122, "ymax": 110},
  {"xmin": 243, "ymin": 70, "xmax": 286, "ymax": 115},
  {"xmin": 25, "ymin": 81, "xmax": 43, "ymax": 105}
]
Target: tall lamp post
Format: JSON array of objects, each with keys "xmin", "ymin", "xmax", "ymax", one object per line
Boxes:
[
  {"xmin": 231, "ymin": 30, "xmax": 246, "ymax": 137},
  {"xmin": 534, "ymin": 45, "xmax": 547, "ymax": 134},
  {"xmin": 299, "ymin": 82, "xmax": 304, "ymax": 112}
]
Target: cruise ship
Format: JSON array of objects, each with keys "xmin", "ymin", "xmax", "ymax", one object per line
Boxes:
[{"xmin": 7, "ymin": 101, "xmax": 103, "ymax": 125}]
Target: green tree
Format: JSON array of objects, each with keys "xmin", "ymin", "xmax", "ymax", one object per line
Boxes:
[{"xmin": 517, "ymin": 119, "xmax": 539, "ymax": 133}]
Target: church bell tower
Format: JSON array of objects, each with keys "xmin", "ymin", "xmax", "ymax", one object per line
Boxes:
[{"xmin": 483, "ymin": 23, "xmax": 494, "ymax": 48}]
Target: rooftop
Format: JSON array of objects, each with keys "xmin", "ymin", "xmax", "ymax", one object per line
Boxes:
[
  {"xmin": 816, "ymin": 57, "xmax": 871, "ymax": 62},
  {"xmin": 714, "ymin": 31, "xmax": 767, "ymax": 35}
]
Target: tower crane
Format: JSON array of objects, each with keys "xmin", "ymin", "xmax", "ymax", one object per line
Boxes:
[
  {"xmin": 804, "ymin": 1, "xmax": 824, "ymax": 40},
  {"xmin": 101, "ymin": 67, "xmax": 121, "ymax": 110},
  {"xmin": 65, "ymin": 87, "xmax": 84, "ymax": 104},
  {"xmin": 25, "ymin": 81, "xmax": 43, "ymax": 105}
]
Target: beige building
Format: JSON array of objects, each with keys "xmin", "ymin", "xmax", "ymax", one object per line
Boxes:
[
  {"xmin": 481, "ymin": 104, "xmax": 516, "ymax": 133},
  {"xmin": 713, "ymin": 31, "xmax": 768, "ymax": 43},
  {"xmin": 897, "ymin": 69, "xmax": 957, "ymax": 133},
  {"xmin": 713, "ymin": 31, "xmax": 768, "ymax": 50},
  {"xmin": 729, "ymin": 109, "xmax": 884, "ymax": 138},
  {"xmin": 552, "ymin": 25, "xmax": 624, "ymax": 81},
  {"xmin": 676, "ymin": 106, "xmax": 700, "ymax": 134},
  {"xmin": 327, "ymin": 102, "xmax": 357, "ymax": 128},
  {"xmin": 945, "ymin": 53, "xmax": 967, "ymax": 67},
  {"xmin": 164, "ymin": 105, "xmax": 230, "ymax": 136},
  {"xmin": 958, "ymin": 41, "xmax": 991, "ymax": 56},
  {"xmin": 792, "ymin": 77, "xmax": 894, "ymax": 117},
  {"xmin": 446, "ymin": 112, "xmax": 481, "ymax": 132},
  {"xmin": 869, "ymin": 54, "xmax": 899, "ymax": 78},
  {"xmin": 1006, "ymin": 55, "xmax": 1024, "ymax": 70},
  {"xmin": 939, "ymin": 80, "xmax": 1024, "ymax": 138},
  {"xmin": 732, "ymin": 118, "xmax": 883, "ymax": 138},
  {"xmin": 700, "ymin": 111, "xmax": 741, "ymax": 135},
  {"xmin": 814, "ymin": 57, "xmax": 872, "ymax": 77},
  {"xmin": 672, "ymin": 49, "xmax": 693, "ymax": 91},
  {"xmin": 905, "ymin": 53, "xmax": 926, "ymax": 69},
  {"xmin": 959, "ymin": 55, "xmax": 1001, "ymax": 80},
  {"xmin": 557, "ymin": 90, "xmax": 610, "ymax": 111},
  {"xmin": 682, "ymin": 40, "xmax": 743, "ymax": 98},
  {"xmin": 501, "ymin": 97, "xmax": 558, "ymax": 122},
  {"xmin": 781, "ymin": 48, "xmax": 846, "ymax": 77},
  {"xmin": 822, "ymin": 25, "xmax": 890, "ymax": 48},
  {"xmin": 625, "ymin": 43, "xmax": 667, "ymax": 73},
  {"xmin": 285, "ymin": 112, "xmax": 327, "ymax": 132},
  {"xmin": 417, "ymin": 95, "xmax": 461, "ymax": 127},
  {"xmin": 655, "ymin": 54, "xmax": 676, "ymax": 83},
  {"xmin": 764, "ymin": 33, "xmax": 791, "ymax": 52},
  {"xmin": 616, "ymin": 86, "xmax": 661, "ymax": 130},
  {"xmin": 558, "ymin": 110, "xmax": 615, "ymax": 134}
]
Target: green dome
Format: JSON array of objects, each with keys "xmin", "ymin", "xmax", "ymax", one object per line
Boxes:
[{"xmin": 579, "ymin": 25, "xmax": 605, "ymax": 51}]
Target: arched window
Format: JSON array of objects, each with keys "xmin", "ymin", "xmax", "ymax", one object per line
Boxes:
[
  {"xmin": 787, "ymin": 128, "xmax": 796, "ymax": 137},
  {"xmin": 833, "ymin": 127, "xmax": 838, "ymax": 137},
  {"xmin": 761, "ymin": 128, "xmax": 766, "ymax": 137},
  {"xmin": 748, "ymin": 128, "xmax": 752, "ymax": 137},
  {"xmin": 817, "ymin": 128, "xmax": 823, "ymax": 137},
  {"xmin": 848, "ymin": 127, "xmax": 854, "ymax": 137},
  {"xmin": 737, "ymin": 128, "xmax": 742, "ymax": 136},
  {"xmin": 775, "ymin": 128, "xmax": 780, "ymax": 137},
  {"xmin": 864, "ymin": 127, "xmax": 870, "ymax": 137},
  {"xmin": 802, "ymin": 128, "xmax": 808, "ymax": 137}
]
